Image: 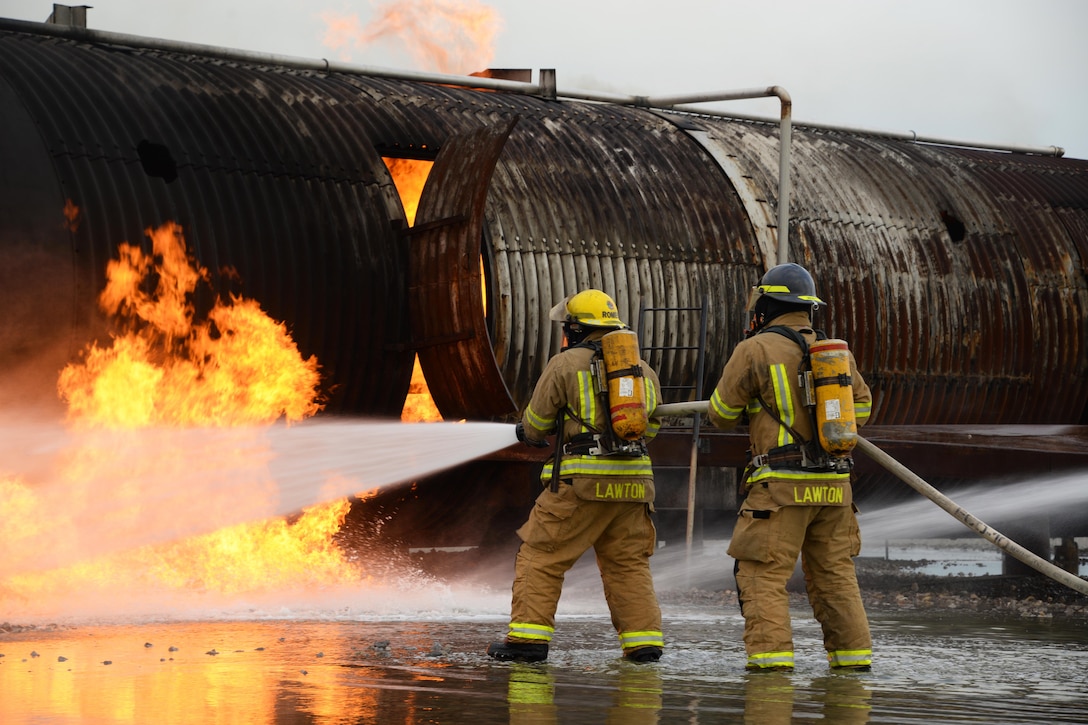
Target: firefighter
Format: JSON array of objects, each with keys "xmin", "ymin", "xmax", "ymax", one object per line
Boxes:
[
  {"xmin": 487, "ymin": 289, "xmax": 666, "ymax": 664},
  {"xmin": 708, "ymin": 263, "xmax": 874, "ymax": 672}
]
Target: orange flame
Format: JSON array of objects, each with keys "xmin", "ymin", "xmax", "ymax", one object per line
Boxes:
[
  {"xmin": 383, "ymin": 157, "xmax": 444, "ymax": 423},
  {"xmin": 320, "ymin": 0, "xmax": 502, "ymax": 74},
  {"xmin": 58, "ymin": 222, "xmax": 322, "ymax": 428},
  {"xmin": 0, "ymin": 221, "xmax": 371, "ymax": 616}
]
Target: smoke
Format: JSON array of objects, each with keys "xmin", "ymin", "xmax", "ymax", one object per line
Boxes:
[{"xmin": 319, "ymin": 0, "xmax": 502, "ymax": 74}]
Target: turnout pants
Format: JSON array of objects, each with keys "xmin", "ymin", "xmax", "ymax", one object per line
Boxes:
[
  {"xmin": 728, "ymin": 484, "xmax": 871, "ymax": 669},
  {"xmin": 506, "ymin": 483, "xmax": 663, "ymax": 653}
]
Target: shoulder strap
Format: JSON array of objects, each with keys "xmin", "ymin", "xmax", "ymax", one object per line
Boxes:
[
  {"xmin": 570, "ymin": 339, "xmax": 603, "ymax": 354},
  {"xmin": 755, "ymin": 325, "xmax": 812, "ymax": 446},
  {"xmin": 759, "ymin": 324, "xmax": 810, "ymax": 354}
]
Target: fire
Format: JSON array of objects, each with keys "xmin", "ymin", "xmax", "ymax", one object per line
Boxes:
[
  {"xmin": 324, "ymin": 0, "xmax": 503, "ymax": 424},
  {"xmin": 58, "ymin": 222, "xmax": 322, "ymax": 428},
  {"xmin": 319, "ymin": 0, "xmax": 502, "ymax": 74},
  {"xmin": 0, "ymin": 220, "xmax": 371, "ymax": 616},
  {"xmin": 402, "ymin": 357, "xmax": 443, "ymax": 422},
  {"xmin": 383, "ymin": 156, "xmax": 444, "ymax": 423},
  {"xmin": 384, "ymin": 157, "xmax": 432, "ymax": 226}
]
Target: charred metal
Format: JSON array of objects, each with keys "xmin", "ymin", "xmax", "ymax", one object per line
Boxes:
[{"xmin": 1, "ymin": 15, "xmax": 1086, "ymax": 564}]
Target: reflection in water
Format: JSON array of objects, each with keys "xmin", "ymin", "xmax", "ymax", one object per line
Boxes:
[
  {"xmin": 809, "ymin": 674, "xmax": 873, "ymax": 724},
  {"xmin": 743, "ymin": 672, "xmax": 871, "ymax": 724},
  {"xmin": 507, "ymin": 664, "xmax": 557, "ymax": 724},
  {"xmin": 743, "ymin": 671, "xmax": 795, "ymax": 723},
  {"xmin": 506, "ymin": 662, "xmax": 663, "ymax": 724},
  {"xmin": 0, "ymin": 610, "xmax": 1084, "ymax": 724}
]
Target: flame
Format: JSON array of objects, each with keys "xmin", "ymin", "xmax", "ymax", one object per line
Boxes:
[
  {"xmin": 0, "ymin": 220, "xmax": 374, "ymax": 616},
  {"xmin": 58, "ymin": 222, "xmax": 322, "ymax": 428},
  {"xmin": 402, "ymin": 356, "xmax": 443, "ymax": 422},
  {"xmin": 383, "ymin": 156, "xmax": 444, "ymax": 423},
  {"xmin": 384, "ymin": 157, "xmax": 433, "ymax": 226},
  {"xmin": 319, "ymin": 0, "xmax": 502, "ymax": 74},
  {"xmin": 63, "ymin": 198, "xmax": 80, "ymax": 232},
  {"xmin": 381, "ymin": 157, "xmax": 490, "ymax": 424}
]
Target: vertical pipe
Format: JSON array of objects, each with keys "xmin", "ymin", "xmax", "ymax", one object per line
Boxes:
[
  {"xmin": 641, "ymin": 87, "xmax": 793, "ymax": 266},
  {"xmin": 774, "ymin": 88, "xmax": 793, "ymax": 265}
]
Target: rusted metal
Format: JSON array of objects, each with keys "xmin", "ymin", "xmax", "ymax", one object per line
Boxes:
[
  {"xmin": 410, "ymin": 118, "xmax": 520, "ymax": 419},
  {"xmin": 0, "ymin": 26, "xmax": 415, "ymax": 415},
  {"xmin": 2, "ymin": 21, "xmax": 1088, "ymax": 533}
]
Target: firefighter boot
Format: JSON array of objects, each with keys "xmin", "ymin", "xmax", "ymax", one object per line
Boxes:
[
  {"xmin": 624, "ymin": 646, "xmax": 663, "ymax": 663},
  {"xmin": 487, "ymin": 641, "xmax": 549, "ymax": 663}
]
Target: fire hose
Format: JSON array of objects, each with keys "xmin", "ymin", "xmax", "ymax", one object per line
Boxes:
[{"xmin": 654, "ymin": 400, "xmax": 1088, "ymax": 597}]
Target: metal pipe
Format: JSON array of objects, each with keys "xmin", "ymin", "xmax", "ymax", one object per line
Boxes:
[
  {"xmin": 650, "ymin": 104, "xmax": 1064, "ymax": 157},
  {"xmin": 0, "ymin": 17, "xmax": 1062, "ymax": 158},
  {"xmin": 653, "ymin": 400, "xmax": 1088, "ymax": 596},
  {"xmin": 642, "ymin": 87, "xmax": 793, "ymax": 265}
]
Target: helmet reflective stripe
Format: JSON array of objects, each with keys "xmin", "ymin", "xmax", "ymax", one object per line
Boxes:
[
  {"xmin": 747, "ymin": 263, "xmax": 825, "ymax": 310},
  {"xmin": 507, "ymin": 622, "xmax": 554, "ymax": 641},
  {"xmin": 828, "ymin": 649, "xmax": 872, "ymax": 667},
  {"xmin": 619, "ymin": 630, "xmax": 664, "ymax": 649},
  {"xmin": 747, "ymin": 651, "xmax": 794, "ymax": 669},
  {"xmin": 769, "ymin": 363, "xmax": 796, "ymax": 447}
]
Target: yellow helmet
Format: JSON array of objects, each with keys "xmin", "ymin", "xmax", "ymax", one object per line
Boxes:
[{"xmin": 549, "ymin": 289, "xmax": 626, "ymax": 328}]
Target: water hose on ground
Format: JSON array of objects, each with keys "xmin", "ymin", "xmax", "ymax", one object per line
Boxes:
[{"xmin": 654, "ymin": 401, "xmax": 1088, "ymax": 597}]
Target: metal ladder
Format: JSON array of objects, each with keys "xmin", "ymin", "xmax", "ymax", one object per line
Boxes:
[{"xmin": 637, "ymin": 295, "xmax": 709, "ymax": 558}]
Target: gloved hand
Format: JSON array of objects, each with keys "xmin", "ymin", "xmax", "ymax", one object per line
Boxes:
[{"xmin": 516, "ymin": 421, "xmax": 550, "ymax": 448}]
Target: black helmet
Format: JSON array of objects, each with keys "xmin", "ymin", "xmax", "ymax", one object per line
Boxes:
[{"xmin": 746, "ymin": 263, "xmax": 825, "ymax": 311}]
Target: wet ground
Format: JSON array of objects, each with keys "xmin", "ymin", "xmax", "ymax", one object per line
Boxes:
[
  {"xmin": 4, "ymin": 544, "xmax": 1087, "ymax": 725},
  {"xmin": 2, "ymin": 607, "xmax": 1086, "ymax": 724}
]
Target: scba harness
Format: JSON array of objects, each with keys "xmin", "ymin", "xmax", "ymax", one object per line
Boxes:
[
  {"xmin": 561, "ymin": 330, "xmax": 650, "ymax": 460},
  {"xmin": 751, "ymin": 325, "xmax": 858, "ymax": 475},
  {"xmin": 545, "ymin": 331, "xmax": 652, "ymax": 495}
]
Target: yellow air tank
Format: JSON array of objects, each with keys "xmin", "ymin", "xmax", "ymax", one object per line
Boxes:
[
  {"xmin": 601, "ymin": 329, "xmax": 648, "ymax": 441},
  {"xmin": 809, "ymin": 338, "xmax": 858, "ymax": 456}
]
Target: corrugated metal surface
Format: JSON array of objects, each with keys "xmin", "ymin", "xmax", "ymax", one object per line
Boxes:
[
  {"xmin": 688, "ymin": 120, "xmax": 1088, "ymax": 425},
  {"xmin": 0, "ymin": 29, "xmax": 414, "ymax": 414},
  {"xmin": 315, "ymin": 73, "xmax": 762, "ymax": 414},
  {"xmin": 2, "ymin": 23, "xmax": 1087, "ymax": 433},
  {"xmin": 477, "ymin": 96, "xmax": 761, "ymax": 410}
]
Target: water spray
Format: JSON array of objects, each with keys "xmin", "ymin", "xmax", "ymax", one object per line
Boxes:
[{"xmin": 654, "ymin": 401, "xmax": 1088, "ymax": 597}]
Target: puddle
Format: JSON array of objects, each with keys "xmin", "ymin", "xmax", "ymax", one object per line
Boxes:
[{"xmin": 2, "ymin": 606, "xmax": 1085, "ymax": 724}]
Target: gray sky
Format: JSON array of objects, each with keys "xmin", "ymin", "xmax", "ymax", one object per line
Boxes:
[{"xmin": 4, "ymin": 0, "xmax": 1087, "ymax": 159}]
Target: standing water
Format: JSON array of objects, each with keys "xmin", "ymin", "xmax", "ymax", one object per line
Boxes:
[{"xmin": 2, "ymin": 420, "xmax": 1086, "ymax": 723}]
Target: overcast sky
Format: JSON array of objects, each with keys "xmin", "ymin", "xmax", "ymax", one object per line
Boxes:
[{"xmin": 4, "ymin": 0, "xmax": 1087, "ymax": 159}]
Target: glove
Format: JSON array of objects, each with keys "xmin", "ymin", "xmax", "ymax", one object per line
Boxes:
[{"xmin": 516, "ymin": 421, "xmax": 550, "ymax": 448}]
